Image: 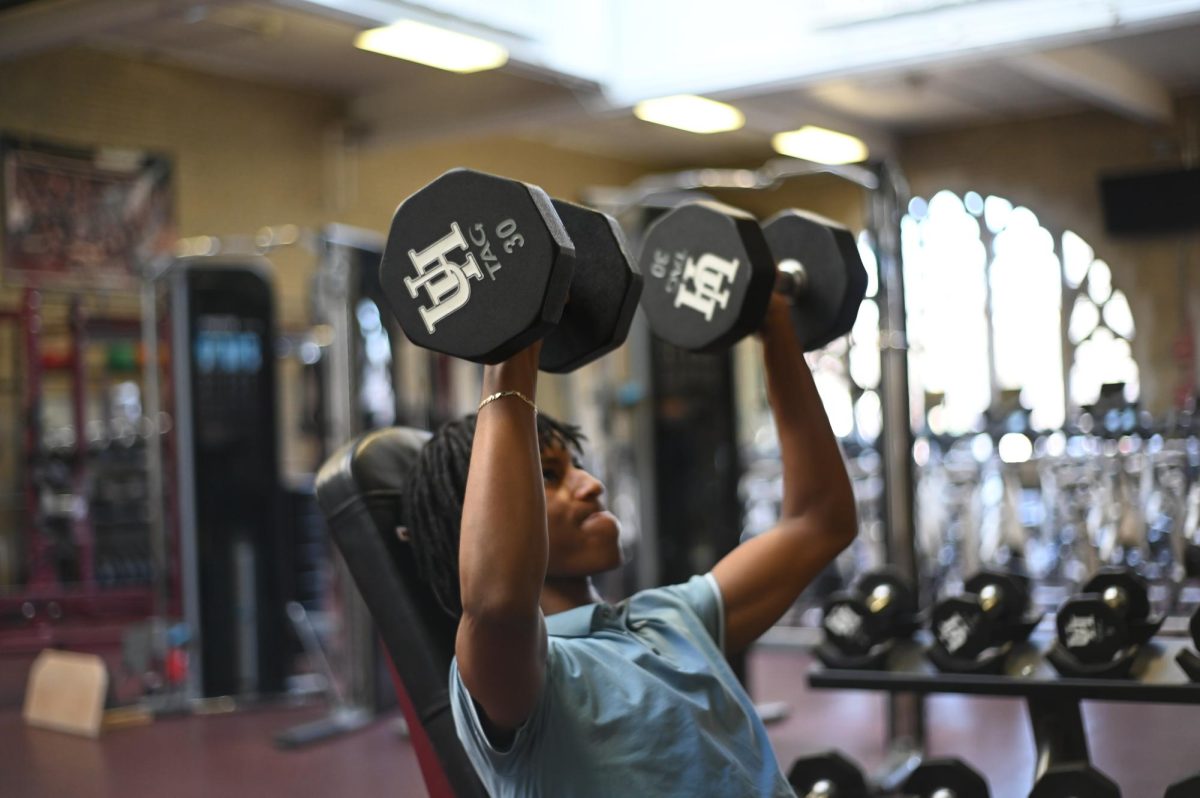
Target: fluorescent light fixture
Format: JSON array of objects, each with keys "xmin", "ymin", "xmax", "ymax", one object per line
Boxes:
[
  {"xmin": 354, "ymin": 20, "xmax": 508, "ymax": 73},
  {"xmin": 633, "ymin": 95, "xmax": 745, "ymax": 134},
  {"xmin": 772, "ymin": 125, "xmax": 869, "ymax": 164}
]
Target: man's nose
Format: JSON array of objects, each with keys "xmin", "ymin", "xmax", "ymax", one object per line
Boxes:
[{"xmin": 571, "ymin": 470, "xmax": 604, "ymax": 501}]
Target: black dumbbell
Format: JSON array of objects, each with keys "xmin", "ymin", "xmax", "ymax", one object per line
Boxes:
[
  {"xmin": 901, "ymin": 758, "xmax": 989, "ymax": 798},
  {"xmin": 1191, "ymin": 604, "xmax": 1200, "ymax": 651},
  {"xmin": 822, "ymin": 570, "xmax": 917, "ymax": 659},
  {"xmin": 379, "ymin": 168, "xmax": 643, "ymax": 372},
  {"xmin": 1166, "ymin": 772, "xmax": 1200, "ymax": 798},
  {"xmin": 637, "ymin": 201, "xmax": 867, "ymax": 352},
  {"xmin": 1055, "ymin": 567, "xmax": 1161, "ymax": 666},
  {"xmin": 787, "ymin": 750, "xmax": 871, "ymax": 798},
  {"xmin": 1029, "ymin": 764, "xmax": 1120, "ymax": 798},
  {"xmin": 1176, "ymin": 605, "xmax": 1200, "ymax": 681},
  {"xmin": 930, "ymin": 570, "xmax": 1039, "ymax": 661}
]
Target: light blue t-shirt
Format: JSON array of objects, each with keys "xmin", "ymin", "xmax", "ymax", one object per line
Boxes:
[{"xmin": 450, "ymin": 574, "xmax": 795, "ymax": 797}]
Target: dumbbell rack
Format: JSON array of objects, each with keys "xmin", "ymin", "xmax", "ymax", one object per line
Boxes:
[{"xmin": 808, "ymin": 630, "xmax": 1200, "ymax": 790}]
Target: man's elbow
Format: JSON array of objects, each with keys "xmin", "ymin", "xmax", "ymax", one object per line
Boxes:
[{"xmin": 824, "ymin": 482, "xmax": 858, "ymax": 553}]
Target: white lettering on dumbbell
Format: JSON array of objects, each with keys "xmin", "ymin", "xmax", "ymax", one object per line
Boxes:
[
  {"xmin": 938, "ymin": 613, "xmax": 970, "ymax": 654},
  {"xmin": 1063, "ymin": 614, "xmax": 1099, "ymax": 649},
  {"xmin": 824, "ymin": 604, "xmax": 862, "ymax": 640},
  {"xmin": 673, "ymin": 253, "xmax": 739, "ymax": 321},
  {"xmin": 404, "ymin": 222, "xmax": 484, "ymax": 334}
]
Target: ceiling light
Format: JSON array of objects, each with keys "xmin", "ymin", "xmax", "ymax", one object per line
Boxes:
[
  {"xmin": 354, "ymin": 20, "xmax": 508, "ymax": 74},
  {"xmin": 772, "ymin": 125, "xmax": 869, "ymax": 164},
  {"xmin": 633, "ymin": 95, "xmax": 745, "ymax": 134}
]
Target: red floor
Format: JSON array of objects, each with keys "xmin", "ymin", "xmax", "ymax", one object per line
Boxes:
[{"xmin": 1, "ymin": 648, "xmax": 1197, "ymax": 797}]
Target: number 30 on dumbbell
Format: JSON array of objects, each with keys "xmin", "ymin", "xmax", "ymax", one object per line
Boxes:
[{"xmin": 379, "ymin": 168, "xmax": 643, "ymax": 372}]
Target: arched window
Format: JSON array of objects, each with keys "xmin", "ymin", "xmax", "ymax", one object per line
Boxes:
[{"xmin": 899, "ymin": 190, "xmax": 1138, "ymax": 433}]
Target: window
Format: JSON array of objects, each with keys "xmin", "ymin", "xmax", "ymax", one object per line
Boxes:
[{"xmin": 900, "ymin": 190, "xmax": 1137, "ymax": 433}]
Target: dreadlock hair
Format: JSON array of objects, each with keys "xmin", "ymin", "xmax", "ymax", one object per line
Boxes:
[{"xmin": 402, "ymin": 412, "xmax": 586, "ymax": 620}]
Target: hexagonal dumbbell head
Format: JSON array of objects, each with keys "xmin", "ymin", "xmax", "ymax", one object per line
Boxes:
[
  {"xmin": 786, "ymin": 750, "xmax": 870, "ymax": 798},
  {"xmin": 761, "ymin": 209, "xmax": 867, "ymax": 352},
  {"xmin": 541, "ymin": 200, "xmax": 642, "ymax": 373},
  {"xmin": 965, "ymin": 570, "xmax": 1031, "ymax": 637},
  {"xmin": 822, "ymin": 570, "xmax": 915, "ymax": 657},
  {"xmin": 822, "ymin": 592, "xmax": 877, "ymax": 658},
  {"xmin": 931, "ymin": 595, "xmax": 996, "ymax": 661},
  {"xmin": 1029, "ymin": 764, "xmax": 1119, "ymax": 798},
  {"xmin": 901, "ymin": 757, "xmax": 990, "ymax": 798},
  {"xmin": 1055, "ymin": 594, "xmax": 1129, "ymax": 665},
  {"xmin": 637, "ymin": 201, "xmax": 776, "ymax": 353},
  {"xmin": 380, "ymin": 168, "xmax": 575, "ymax": 364},
  {"xmin": 1166, "ymin": 773, "xmax": 1200, "ymax": 798},
  {"xmin": 1082, "ymin": 567, "xmax": 1151, "ymax": 624}
]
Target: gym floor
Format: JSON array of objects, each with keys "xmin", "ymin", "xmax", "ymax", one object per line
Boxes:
[{"xmin": 2, "ymin": 647, "xmax": 1193, "ymax": 798}]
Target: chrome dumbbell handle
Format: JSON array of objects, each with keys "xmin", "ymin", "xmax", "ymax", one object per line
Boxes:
[{"xmin": 775, "ymin": 258, "xmax": 810, "ymax": 298}]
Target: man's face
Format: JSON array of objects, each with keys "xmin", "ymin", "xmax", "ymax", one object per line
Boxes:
[{"xmin": 541, "ymin": 443, "xmax": 624, "ymax": 577}]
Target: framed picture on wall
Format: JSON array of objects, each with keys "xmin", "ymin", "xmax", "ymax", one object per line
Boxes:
[{"xmin": 1, "ymin": 133, "xmax": 175, "ymax": 290}]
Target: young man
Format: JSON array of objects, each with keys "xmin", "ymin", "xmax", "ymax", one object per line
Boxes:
[{"xmin": 403, "ymin": 294, "xmax": 857, "ymax": 796}]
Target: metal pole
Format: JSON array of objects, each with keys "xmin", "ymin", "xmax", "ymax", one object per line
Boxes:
[
  {"xmin": 141, "ymin": 263, "xmax": 168, "ymax": 622},
  {"xmin": 314, "ymin": 236, "xmax": 378, "ymax": 714},
  {"xmin": 869, "ymin": 162, "xmax": 926, "ymax": 752}
]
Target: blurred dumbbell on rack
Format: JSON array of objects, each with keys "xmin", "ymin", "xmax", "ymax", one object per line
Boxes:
[
  {"xmin": 1028, "ymin": 763, "xmax": 1119, "ymax": 798},
  {"xmin": 1175, "ymin": 604, "xmax": 1200, "ymax": 682},
  {"xmin": 818, "ymin": 569, "xmax": 919, "ymax": 669},
  {"xmin": 928, "ymin": 569, "xmax": 1042, "ymax": 674},
  {"xmin": 900, "ymin": 758, "xmax": 989, "ymax": 798},
  {"xmin": 786, "ymin": 751, "xmax": 873, "ymax": 798},
  {"xmin": 1048, "ymin": 566, "xmax": 1164, "ymax": 678},
  {"xmin": 1166, "ymin": 771, "xmax": 1200, "ymax": 798}
]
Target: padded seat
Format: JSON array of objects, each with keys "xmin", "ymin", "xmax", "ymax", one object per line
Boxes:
[{"xmin": 316, "ymin": 427, "xmax": 487, "ymax": 798}]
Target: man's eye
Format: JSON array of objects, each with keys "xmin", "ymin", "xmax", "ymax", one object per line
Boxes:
[{"xmin": 542, "ymin": 469, "xmax": 559, "ymax": 482}]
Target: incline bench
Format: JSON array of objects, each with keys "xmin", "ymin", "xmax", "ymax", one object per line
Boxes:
[{"xmin": 315, "ymin": 427, "xmax": 487, "ymax": 798}]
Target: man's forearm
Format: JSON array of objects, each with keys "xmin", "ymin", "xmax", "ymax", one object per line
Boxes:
[
  {"xmin": 458, "ymin": 352, "xmax": 547, "ymax": 618},
  {"xmin": 760, "ymin": 303, "xmax": 855, "ymax": 527}
]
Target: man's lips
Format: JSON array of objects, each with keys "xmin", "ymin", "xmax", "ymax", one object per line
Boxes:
[{"xmin": 577, "ymin": 506, "xmax": 613, "ymax": 526}]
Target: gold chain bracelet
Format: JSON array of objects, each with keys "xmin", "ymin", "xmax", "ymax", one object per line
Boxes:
[{"xmin": 477, "ymin": 390, "xmax": 538, "ymax": 415}]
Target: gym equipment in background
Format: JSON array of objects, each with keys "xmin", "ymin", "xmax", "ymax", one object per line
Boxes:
[
  {"xmin": 1165, "ymin": 771, "xmax": 1200, "ymax": 798},
  {"xmin": 1028, "ymin": 763, "xmax": 1120, "ymax": 798},
  {"xmin": 786, "ymin": 750, "xmax": 873, "ymax": 798},
  {"xmin": 928, "ymin": 569, "xmax": 1041, "ymax": 674},
  {"xmin": 170, "ymin": 258, "xmax": 286, "ymax": 699},
  {"xmin": 1048, "ymin": 566, "xmax": 1164, "ymax": 678},
  {"xmin": 818, "ymin": 568, "xmax": 919, "ymax": 669},
  {"xmin": 900, "ymin": 757, "xmax": 990, "ymax": 798},
  {"xmin": 1176, "ymin": 604, "xmax": 1200, "ymax": 682}
]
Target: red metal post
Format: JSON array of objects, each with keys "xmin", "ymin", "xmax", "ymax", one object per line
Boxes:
[
  {"xmin": 22, "ymin": 287, "xmax": 55, "ymax": 588},
  {"xmin": 70, "ymin": 297, "xmax": 95, "ymax": 588}
]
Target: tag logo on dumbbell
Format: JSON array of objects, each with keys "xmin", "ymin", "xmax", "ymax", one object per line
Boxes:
[
  {"xmin": 824, "ymin": 604, "xmax": 864, "ymax": 640},
  {"xmin": 1063, "ymin": 614, "xmax": 1100, "ymax": 649},
  {"xmin": 674, "ymin": 252, "xmax": 739, "ymax": 322},
  {"xmin": 404, "ymin": 222, "xmax": 484, "ymax": 334},
  {"xmin": 937, "ymin": 613, "xmax": 971, "ymax": 654}
]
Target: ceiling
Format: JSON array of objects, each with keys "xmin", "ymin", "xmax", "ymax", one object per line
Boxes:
[{"xmin": 3, "ymin": 0, "xmax": 1200, "ymax": 165}]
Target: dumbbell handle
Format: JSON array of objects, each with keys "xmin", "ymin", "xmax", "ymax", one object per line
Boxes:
[
  {"xmin": 775, "ymin": 258, "xmax": 810, "ymax": 298},
  {"xmin": 866, "ymin": 584, "xmax": 894, "ymax": 614},
  {"xmin": 1102, "ymin": 585, "xmax": 1127, "ymax": 613},
  {"xmin": 979, "ymin": 584, "xmax": 1003, "ymax": 614},
  {"xmin": 805, "ymin": 779, "xmax": 834, "ymax": 798}
]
